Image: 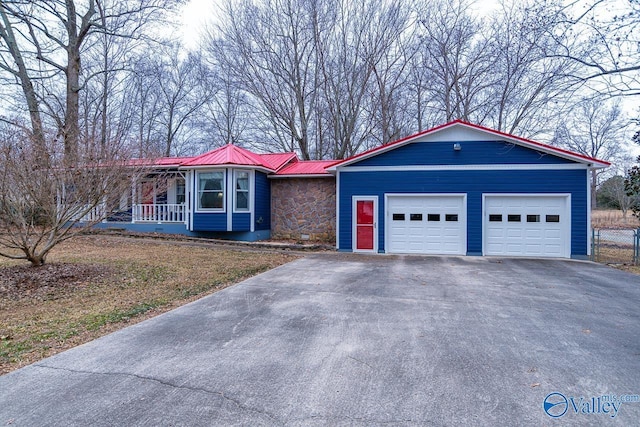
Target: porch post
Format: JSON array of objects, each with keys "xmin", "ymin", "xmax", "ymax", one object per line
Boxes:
[
  {"xmin": 131, "ymin": 176, "xmax": 137, "ymax": 224},
  {"xmin": 185, "ymin": 171, "xmax": 190, "ymax": 226}
]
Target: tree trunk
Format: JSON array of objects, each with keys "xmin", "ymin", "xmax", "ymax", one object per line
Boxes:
[
  {"xmin": 25, "ymin": 251, "xmax": 46, "ymax": 267},
  {"xmin": 64, "ymin": 46, "xmax": 81, "ymax": 165},
  {"xmin": 0, "ymin": 3, "xmax": 48, "ymax": 165},
  {"xmin": 63, "ymin": 0, "xmax": 96, "ymax": 165}
]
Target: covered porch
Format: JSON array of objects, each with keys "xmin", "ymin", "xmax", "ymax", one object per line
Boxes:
[{"xmin": 106, "ymin": 171, "xmax": 189, "ymax": 224}]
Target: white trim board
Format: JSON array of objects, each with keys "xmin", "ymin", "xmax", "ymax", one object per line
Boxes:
[
  {"xmin": 226, "ymin": 168, "xmax": 233, "ymax": 231},
  {"xmin": 338, "ymin": 164, "xmax": 587, "ymax": 173}
]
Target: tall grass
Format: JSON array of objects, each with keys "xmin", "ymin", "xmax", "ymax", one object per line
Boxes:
[{"xmin": 591, "ymin": 209, "xmax": 640, "ymax": 229}]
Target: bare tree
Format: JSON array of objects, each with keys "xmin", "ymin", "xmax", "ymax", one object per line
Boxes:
[
  {"xmin": 124, "ymin": 58, "xmax": 165, "ymax": 157},
  {"xmin": 201, "ymin": 0, "xmax": 632, "ymax": 161},
  {"xmin": 0, "ymin": 2, "xmax": 47, "ymax": 163},
  {"xmin": 0, "ymin": 0, "xmax": 179, "ymax": 164},
  {"xmin": 318, "ymin": 0, "xmax": 415, "ymax": 157},
  {"xmin": 152, "ymin": 46, "xmax": 211, "ymax": 156},
  {"xmin": 0, "ymin": 126, "xmax": 141, "ymax": 266},
  {"xmin": 0, "ymin": 0, "xmax": 179, "ymax": 267},
  {"xmin": 417, "ymin": 0, "xmax": 495, "ymax": 124},
  {"xmin": 544, "ymin": 0, "xmax": 640, "ymax": 95},
  {"xmin": 599, "ymin": 175, "xmax": 637, "ymax": 219},
  {"xmin": 208, "ymin": 0, "xmax": 419, "ymax": 159},
  {"xmin": 553, "ymin": 98, "xmax": 629, "ymax": 208},
  {"xmin": 201, "ymin": 47, "xmax": 253, "ymax": 149},
  {"xmin": 211, "ymin": 0, "xmax": 319, "ymax": 159},
  {"xmin": 485, "ymin": 0, "xmax": 578, "ymax": 137}
]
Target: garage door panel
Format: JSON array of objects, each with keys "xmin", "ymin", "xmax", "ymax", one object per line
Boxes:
[
  {"xmin": 506, "ymin": 228, "xmax": 523, "ymax": 238},
  {"xmin": 484, "ymin": 195, "xmax": 569, "ymax": 258},
  {"xmin": 387, "ymin": 195, "xmax": 466, "ymax": 255},
  {"xmin": 524, "ymin": 230, "xmax": 543, "ymax": 239},
  {"xmin": 544, "ymin": 229, "xmax": 561, "ymax": 239}
]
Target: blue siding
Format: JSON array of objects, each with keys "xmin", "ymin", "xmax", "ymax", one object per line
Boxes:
[
  {"xmin": 255, "ymin": 172, "xmax": 271, "ymax": 231},
  {"xmin": 232, "ymin": 213, "xmax": 251, "ymax": 231},
  {"xmin": 339, "ymin": 169, "xmax": 588, "ymax": 256},
  {"xmin": 353, "ymin": 140, "xmax": 574, "ymax": 167},
  {"xmin": 193, "ymin": 212, "xmax": 227, "ymax": 231},
  {"xmin": 94, "ymin": 222, "xmax": 192, "ymax": 235}
]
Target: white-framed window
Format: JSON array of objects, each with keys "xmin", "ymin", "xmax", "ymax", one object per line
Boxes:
[
  {"xmin": 176, "ymin": 178, "xmax": 186, "ymax": 204},
  {"xmin": 197, "ymin": 171, "xmax": 225, "ymax": 210},
  {"xmin": 234, "ymin": 170, "xmax": 250, "ymax": 212}
]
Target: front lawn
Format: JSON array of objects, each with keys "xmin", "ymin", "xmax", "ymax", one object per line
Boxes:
[{"xmin": 0, "ymin": 235, "xmax": 297, "ymax": 375}]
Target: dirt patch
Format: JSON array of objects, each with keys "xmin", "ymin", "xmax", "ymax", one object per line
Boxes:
[{"xmin": 0, "ymin": 263, "xmax": 115, "ymax": 304}]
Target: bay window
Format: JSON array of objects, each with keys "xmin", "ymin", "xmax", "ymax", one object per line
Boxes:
[{"xmin": 198, "ymin": 171, "xmax": 224, "ymax": 210}]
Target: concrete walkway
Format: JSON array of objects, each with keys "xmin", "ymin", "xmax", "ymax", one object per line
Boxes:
[{"xmin": 1, "ymin": 255, "xmax": 639, "ymax": 426}]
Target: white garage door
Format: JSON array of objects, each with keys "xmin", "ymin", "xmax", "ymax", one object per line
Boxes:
[
  {"xmin": 387, "ymin": 195, "xmax": 466, "ymax": 255},
  {"xmin": 484, "ymin": 195, "xmax": 570, "ymax": 258}
]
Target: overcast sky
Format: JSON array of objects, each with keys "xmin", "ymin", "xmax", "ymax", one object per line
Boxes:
[{"xmin": 180, "ymin": 0, "xmax": 217, "ymax": 49}]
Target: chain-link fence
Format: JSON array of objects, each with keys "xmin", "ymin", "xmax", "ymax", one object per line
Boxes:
[{"xmin": 591, "ymin": 228, "xmax": 640, "ymax": 265}]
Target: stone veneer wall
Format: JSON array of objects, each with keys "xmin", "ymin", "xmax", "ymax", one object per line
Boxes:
[{"xmin": 271, "ymin": 178, "xmax": 336, "ymax": 242}]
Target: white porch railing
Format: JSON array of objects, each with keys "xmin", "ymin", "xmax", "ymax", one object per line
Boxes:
[
  {"xmin": 80, "ymin": 204, "xmax": 105, "ymax": 223},
  {"xmin": 133, "ymin": 204, "xmax": 186, "ymax": 223},
  {"xmin": 63, "ymin": 203, "xmax": 105, "ymax": 223}
]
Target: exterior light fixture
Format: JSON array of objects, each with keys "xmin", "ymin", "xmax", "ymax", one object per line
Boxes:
[{"xmin": 453, "ymin": 143, "xmax": 462, "ymax": 151}]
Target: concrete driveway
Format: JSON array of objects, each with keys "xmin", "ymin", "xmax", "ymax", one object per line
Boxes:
[{"xmin": 1, "ymin": 254, "xmax": 640, "ymax": 426}]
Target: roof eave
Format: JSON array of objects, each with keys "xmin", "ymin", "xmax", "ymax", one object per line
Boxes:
[
  {"xmin": 269, "ymin": 174, "xmax": 334, "ymax": 179},
  {"xmin": 179, "ymin": 164, "xmax": 274, "ymax": 173},
  {"xmin": 327, "ymin": 120, "xmax": 609, "ymax": 170}
]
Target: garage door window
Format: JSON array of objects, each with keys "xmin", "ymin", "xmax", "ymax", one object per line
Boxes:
[
  {"xmin": 446, "ymin": 214, "xmax": 458, "ymax": 221},
  {"xmin": 489, "ymin": 214, "xmax": 502, "ymax": 222},
  {"xmin": 546, "ymin": 215, "xmax": 560, "ymax": 223},
  {"xmin": 428, "ymin": 214, "xmax": 440, "ymax": 221},
  {"xmin": 508, "ymin": 214, "xmax": 521, "ymax": 222},
  {"xmin": 392, "ymin": 213, "xmax": 405, "ymax": 221},
  {"xmin": 527, "ymin": 215, "xmax": 540, "ymax": 223},
  {"xmin": 410, "ymin": 214, "xmax": 423, "ymax": 221}
]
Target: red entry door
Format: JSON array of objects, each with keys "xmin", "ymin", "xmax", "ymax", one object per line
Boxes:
[{"xmin": 355, "ymin": 199, "xmax": 375, "ymax": 251}]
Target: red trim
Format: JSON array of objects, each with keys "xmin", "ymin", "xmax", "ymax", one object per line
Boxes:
[
  {"xmin": 274, "ymin": 160, "xmax": 335, "ymax": 176},
  {"xmin": 128, "ymin": 156, "xmax": 195, "ymax": 167},
  {"xmin": 328, "ymin": 120, "xmax": 610, "ymax": 169}
]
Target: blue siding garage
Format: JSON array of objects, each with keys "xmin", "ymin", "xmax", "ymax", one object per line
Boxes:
[{"xmin": 329, "ymin": 121, "xmax": 608, "ymax": 259}]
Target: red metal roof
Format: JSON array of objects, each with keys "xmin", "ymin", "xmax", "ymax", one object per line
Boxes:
[
  {"xmin": 273, "ymin": 160, "xmax": 335, "ymax": 176},
  {"xmin": 128, "ymin": 156, "xmax": 195, "ymax": 167},
  {"xmin": 180, "ymin": 144, "xmax": 275, "ymax": 169},
  {"xmin": 327, "ymin": 120, "xmax": 610, "ymax": 170},
  {"xmin": 259, "ymin": 152, "xmax": 298, "ymax": 171}
]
